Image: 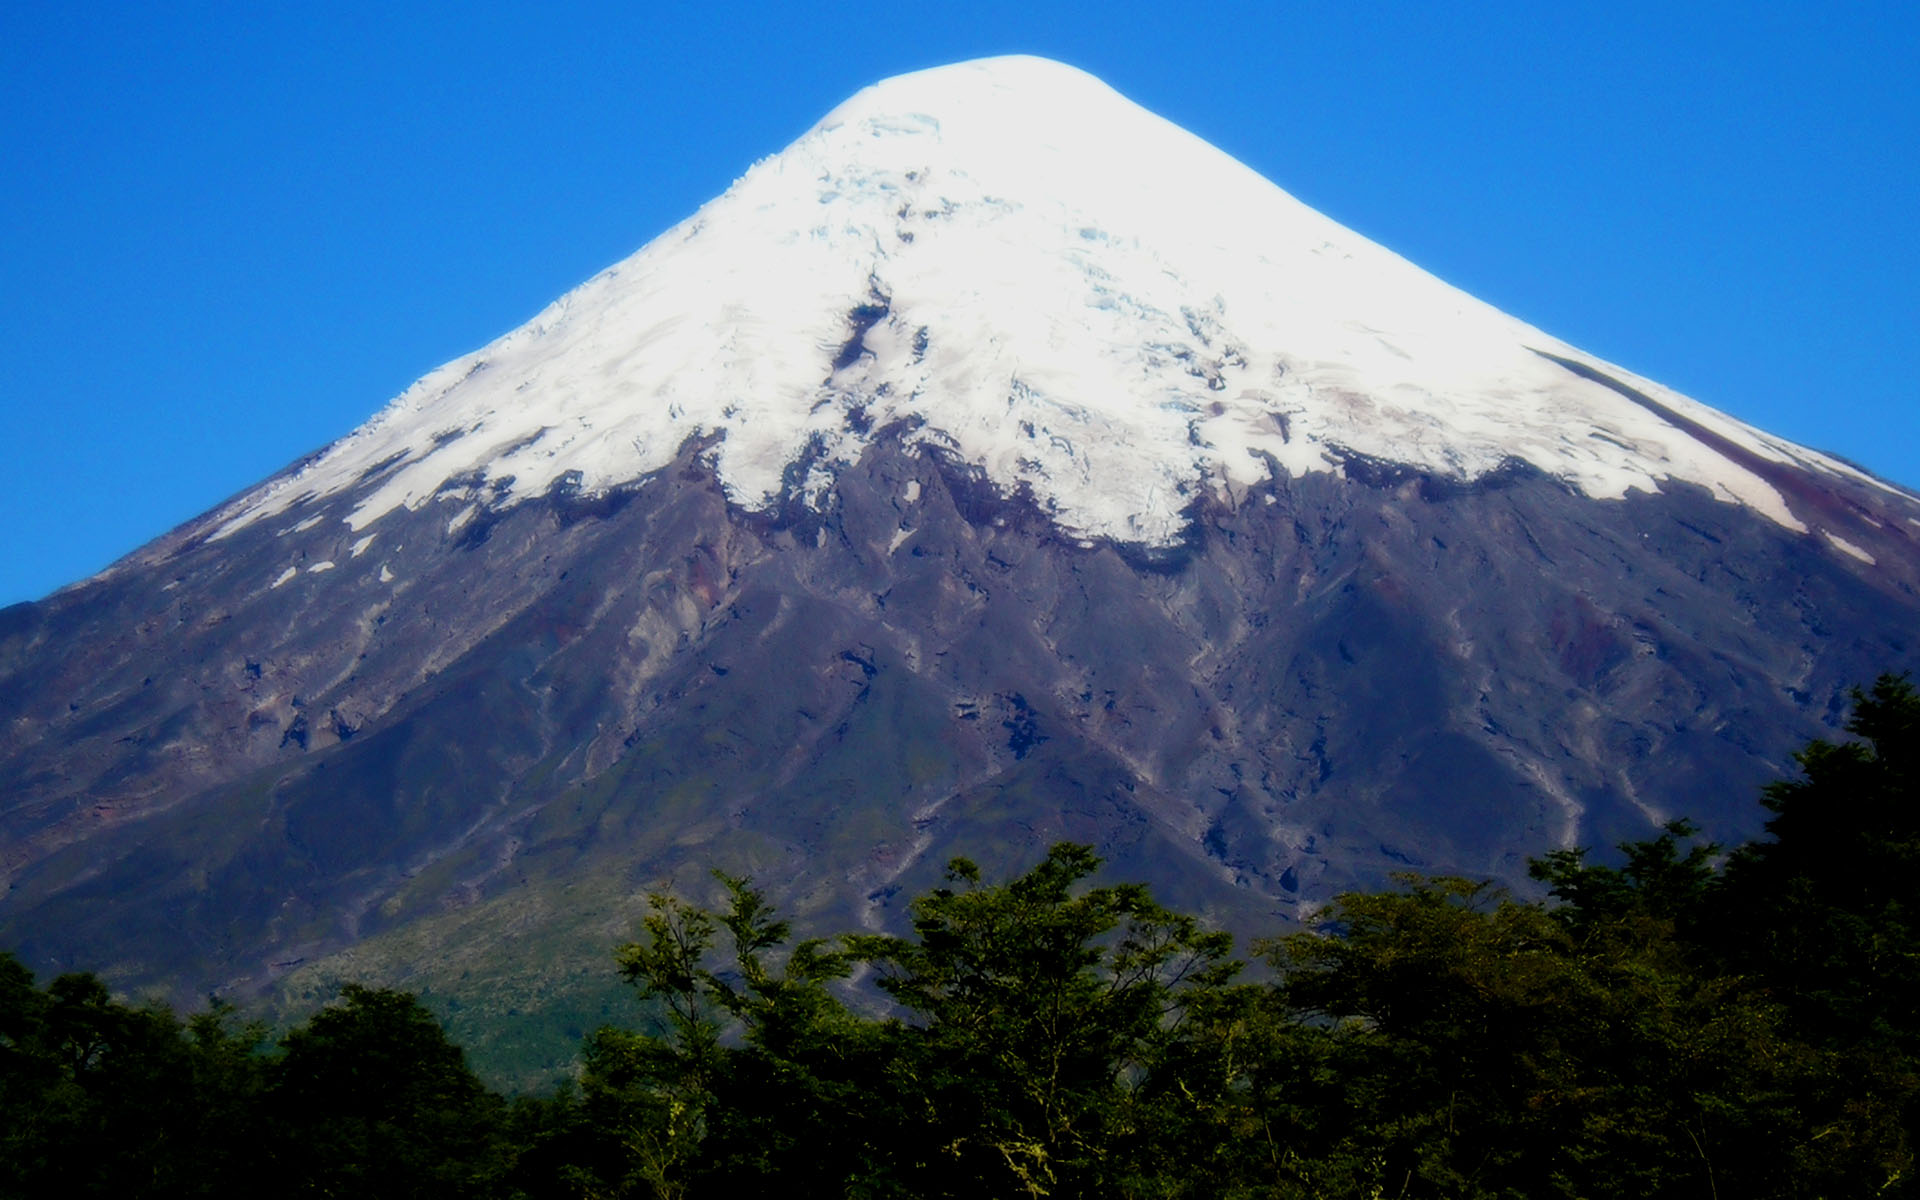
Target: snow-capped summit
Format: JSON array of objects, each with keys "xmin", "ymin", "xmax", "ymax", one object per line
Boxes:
[{"xmin": 216, "ymin": 55, "xmax": 1874, "ymax": 551}]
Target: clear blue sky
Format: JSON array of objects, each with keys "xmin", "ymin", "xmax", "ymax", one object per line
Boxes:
[{"xmin": 3, "ymin": 2, "xmax": 1915, "ymax": 606}]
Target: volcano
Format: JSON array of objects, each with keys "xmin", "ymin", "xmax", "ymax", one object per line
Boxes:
[{"xmin": 3, "ymin": 57, "xmax": 1916, "ymax": 1068}]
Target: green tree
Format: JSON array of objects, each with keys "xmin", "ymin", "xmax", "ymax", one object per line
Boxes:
[
  {"xmin": 1529, "ymin": 818, "xmax": 1719, "ymax": 942},
  {"xmin": 264, "ymin": 984, "xmax": 508, "ymax": 1200},
  {"xmin": 563, "ymin": 873, "xmax": 877, "ymax": 1199},
  {"xmin": 1717, "ymin": 674, "xmax": 1920, "ymax": 1047},
  {"xmin": 846, "ymin": 843, "xmax": 1240, "ymax": 1199},
  {"xmin": 1266, "ymin": 875, "xmax": 1810, "ymax": 1198},
  {"xmin": 0, "ymin": 955, "xmax": 269, "ymax": 1199},
  {"xmin": 571, "ymin": 844, "xmax": 1243, "ymax": 1199}
]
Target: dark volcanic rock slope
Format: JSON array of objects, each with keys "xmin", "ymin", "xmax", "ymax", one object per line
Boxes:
[{"xmin": 2, "ymin": 418, "xmax": 1915, "ymax": 1003}]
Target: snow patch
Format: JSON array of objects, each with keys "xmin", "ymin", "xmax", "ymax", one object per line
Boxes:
[
  {"xmin": 270, "ymin": 567, "xmax": 297, "ymax": 589},
  {"xmin": 1823, "ymin": 531, "xmax": 1877, "ymax": 564},
  {"xmin": 307, "ymin": 561, "xmax": 336, "ymax": 573},
  {"xmin": 209, "ymin": 55, "xmax": 1868, "ymax": 550},
  {"xmin": 349, "ymin": 534, "xmax": 376, "ymax": 557}
]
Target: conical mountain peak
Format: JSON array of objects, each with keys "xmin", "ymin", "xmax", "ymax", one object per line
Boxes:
[
  {"xmin": 9, "ymin": 59, "xmax": 1920, "ymax": 1062},
  {"xmin": 819, "ymin": 54, "xmax": 1129, "ymax": 123},
  {"xmin": 213, "ymin": 56, "xmax": 1875, "ymax": 555}
]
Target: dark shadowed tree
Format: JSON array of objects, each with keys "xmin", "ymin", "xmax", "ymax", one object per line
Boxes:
[
  {"xmin": 1716, "ymin": 674, "xmax": 1920, "ymax": 1047},
  {"xmin": 0, "ymin": 955, "xmax": 270, "ymax": 1199},
  {"xmin": 264, "ymin": 984, "xmax": 508, "ymax": 1200}
]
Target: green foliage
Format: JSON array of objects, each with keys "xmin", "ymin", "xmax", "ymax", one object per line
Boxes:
[
  {"xmin": 1529, "ymin": 817, "xmax": 1720, "ymax": 941},
  {"xmin": 1719, "ymin": 675, "xmax": 1920, "ymax": 1049},
  {"xmin": 0, "ymin": 966, "xmax": 517, "ymax": 1199},
  {"xmin": 1267, "ymin": 874, "xmax": 1819, "ymax": 1198},
  {"xmin": 845, "ymin": 843, "xmax": 1240, "ymax": 1198},
  {"xmin": 265, "ymin": 984, "xmax": 510, "ymax": 1199},
  {"xmin": 0, "ymin": 957, "xmax": 274, "ymax": 1199},
  {"xmin": 543, "ymin": 844, "xmax": 1244, "ymax": 1198}
]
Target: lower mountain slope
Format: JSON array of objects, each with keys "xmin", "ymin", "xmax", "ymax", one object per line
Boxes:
[{"xmin": 3, "ymin": 399, "xmax": 1916, "ymax": 1072}]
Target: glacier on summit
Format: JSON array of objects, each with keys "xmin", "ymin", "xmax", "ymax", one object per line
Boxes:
[{"xmin": 214, "ymin": 55, "xmax": 1875, "ymax": 550}]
